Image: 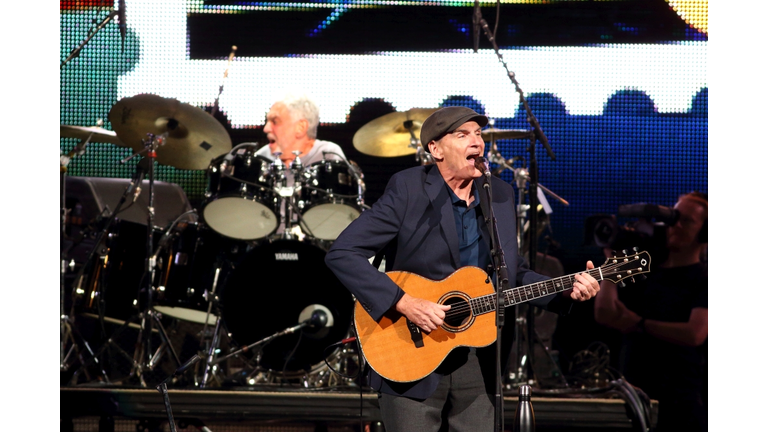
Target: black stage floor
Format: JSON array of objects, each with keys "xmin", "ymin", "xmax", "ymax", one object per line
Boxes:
[{"xmin": 60, "ymin": 386, "xmax": 657, "ymax": 432}]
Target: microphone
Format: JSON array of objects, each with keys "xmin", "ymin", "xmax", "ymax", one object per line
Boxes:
[
  {"xmin": 472, "ymin": 0, "xmax": 481, "ymax": 53},
  {"xmin": 117, "ymin": 0, "xmax": 127, "ymax": 51},
  {"xmin": 474, "ymin": 156, "xmax": 491, "ymax": 178},
  {"xmin": 298, "ymin": 304, "xmax": 334, "ymax": 328}
]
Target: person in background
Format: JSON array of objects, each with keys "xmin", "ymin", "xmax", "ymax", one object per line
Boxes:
[{"xmin": 594, "ymin": 191, "xmax": 708, "ymax": 432}]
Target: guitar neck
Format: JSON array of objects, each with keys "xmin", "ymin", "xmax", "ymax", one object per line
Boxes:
[{"xmin": 469, "ymin": 268, "xmax": 604, "ymax": 315}]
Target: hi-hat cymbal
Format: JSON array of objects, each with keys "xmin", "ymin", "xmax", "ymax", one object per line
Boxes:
[
  {"xmin": 108, "ymin": 94, "xmax": 232, "ymax": 170},
  {"xmin": 353, "ymin": 108, "xmax": 438, "ymax": 157},
  {"xmin": 481, "ymin": 128, "xmax": 532, "ymax": 141},
  {"xmin": 60, "ymin": 125, "xmax": 124, "ymax": 146}
]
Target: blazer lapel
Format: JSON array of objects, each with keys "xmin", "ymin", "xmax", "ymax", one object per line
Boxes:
[{"xmin": 425, "ymin": 166, "xmax": 460, "ymax": 269}]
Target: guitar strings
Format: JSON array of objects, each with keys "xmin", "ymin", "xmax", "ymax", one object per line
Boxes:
[{"xmin": 440, "ymin": 260, "xmax": 642, "ymax": 320}]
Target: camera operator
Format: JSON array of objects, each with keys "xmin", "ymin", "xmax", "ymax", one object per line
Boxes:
[{"xmin": 594, "ymin": 192, "xmax": 708, "ymax": 432}]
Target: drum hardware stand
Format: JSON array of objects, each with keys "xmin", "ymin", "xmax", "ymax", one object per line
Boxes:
[
  {"xmin": 61, "ymin": 126, "xmax": 102, "ymax": 375},
  {"xmin": 126, "ymin": 133, "xmax": 182, "ymax": 386},
  {"xmin": 63, "ymin": 125, "xmax": 155, "ymax": 383},
  {"xmin": 404, "ymin": 119, "xmax": 433, "ymax": 166},
  {"xmin": 269, "ymin": 151, "xmax": 318, "ymax": 240},
  {"xmin": 196, "ymin": 263, "xmax": 229, "ymax": 388},
  {"xmin": 321, "ymin": 150, "xmax": 367, "ymax": 209}
]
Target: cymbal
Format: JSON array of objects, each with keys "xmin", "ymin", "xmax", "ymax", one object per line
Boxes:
[
  {"xmin": 108, "ymin": 94, "xmax": 232, "ymax": 170},
  {"xmin": 481, "ymin": 128, "xmax": 532, "ymax": 141},
  {"xmin": 353, "ymin": 108, "xmax": 438, "ymax": 157},
  {"xmin": 60, "ymin": 125, "xmax": 124, "ymax": 145}
]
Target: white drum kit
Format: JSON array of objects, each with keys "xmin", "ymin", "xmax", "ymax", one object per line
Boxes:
[{"xmin": 202, "ymin": 146, "xmax": 365, "ymax": 243}]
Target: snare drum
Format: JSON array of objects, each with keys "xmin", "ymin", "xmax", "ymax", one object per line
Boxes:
[
  {"xmin": 203, "ymin": 148, "xmax": 278, "ymax": 240},
  {"xmin": 298, "ymin": 160, "xmax": 363, "ymax": 240}
]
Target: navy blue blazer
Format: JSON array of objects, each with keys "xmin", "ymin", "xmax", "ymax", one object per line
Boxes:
[{"xmin": 325, "ymin": 164, "xmax": 571, "ymax": 398}]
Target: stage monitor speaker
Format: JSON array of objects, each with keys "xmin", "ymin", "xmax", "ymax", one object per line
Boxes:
[{"xmin": 65, "ymin": 176, "xmax": 194, "ymax": 230}]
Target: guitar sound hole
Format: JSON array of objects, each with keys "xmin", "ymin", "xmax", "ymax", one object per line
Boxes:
[{"xmin": 442, "ymin": 296, "xmax": 471, "ymax": 328}]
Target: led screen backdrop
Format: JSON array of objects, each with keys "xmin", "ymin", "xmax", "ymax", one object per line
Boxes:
[{"xmin": 60, "ymin": 0, "xmax": 707, "ymax": 270}]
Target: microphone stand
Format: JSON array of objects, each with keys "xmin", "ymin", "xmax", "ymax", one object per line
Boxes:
[
  {"xmin": 210, "ymin": 321, "xmax": 312, "ymax": 367},
  {"xmin": 156, "ymin": 354, "xmax": 215, "ymax": 432},
  {"xmin": 476, "ymin": 10, "xmax": 557, "ymax": 390},
  {"xmin": 476, "ymin": 16, "xmax": 556, "ymax": 162},
  {"xmin": 60, "ymin": 10, "xmax": 119, "ymax": 70},
  {"xmin": 476, "ymin": 165, "xmax": 511, "ymax": 432}
]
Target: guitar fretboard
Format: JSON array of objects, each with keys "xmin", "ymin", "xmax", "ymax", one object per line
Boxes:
[{"xmin": 469, "ymin": 268, "xmax": 603, "ymax": 315}]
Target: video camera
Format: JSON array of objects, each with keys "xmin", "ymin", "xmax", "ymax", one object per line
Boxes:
[{"xmin": 584, "ymin": 203, "xmax": 679, "ymax": 259}]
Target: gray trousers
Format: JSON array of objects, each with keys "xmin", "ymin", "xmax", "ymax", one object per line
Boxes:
[{"xmin": 378, "ymin": 350, "xmax": 494, "ymax": 432}]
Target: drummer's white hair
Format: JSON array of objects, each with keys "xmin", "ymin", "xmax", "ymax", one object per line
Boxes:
[{"xmin": 279, "ymin": 93, "xmax": 320, "ymax": 139}]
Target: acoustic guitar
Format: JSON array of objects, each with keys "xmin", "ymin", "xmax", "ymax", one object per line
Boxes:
[{"xmin": 354, "ymin": 250, "xmax": 651, "ymax": 382}]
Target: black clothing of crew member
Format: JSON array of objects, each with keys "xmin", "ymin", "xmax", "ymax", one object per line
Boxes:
[{"xmin": 619, "ymin": 263, "xmax": 708, "ymax": 432}]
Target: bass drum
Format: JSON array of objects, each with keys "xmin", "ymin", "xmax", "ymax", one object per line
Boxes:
[
  {"xmin": 220, "ymin": 240, "xmax": 353, "ymax": 376},
  {"xmin": 203, "ymin": 148, "xmax": 278, "ymax": 241}
]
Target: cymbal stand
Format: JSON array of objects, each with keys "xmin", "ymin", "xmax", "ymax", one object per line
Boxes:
[
  {"xmin": 404, "ymin": 119, "xmax": 433, "ymax": 165},
  {"xmin": 128, "ymin": 133, "xmax": 182, "ymax": 386},
  {"xmin": 60, "ymin": 127, "xmax": 109, "ymax": 380},
  {"xmin": 197, "ymin": 263, "xmax": 227, "ymax": 388},
  {"xmin": 67, "ymin": 154, "xmax": 153, "ymax": 384}
]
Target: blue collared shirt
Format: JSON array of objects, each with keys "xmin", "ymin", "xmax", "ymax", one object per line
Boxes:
[{"xmin": 447, "ymin": 184, "xmax": 491, "ymax": 270}]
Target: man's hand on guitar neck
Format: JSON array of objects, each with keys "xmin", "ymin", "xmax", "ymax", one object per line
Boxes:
[
  {"xmin": 395, "ymin": 293, "xmax": 452, "ymax": 333},
  {"xmin": 565, "ymin": 260, "xmax": 600, "ymax": 302}
]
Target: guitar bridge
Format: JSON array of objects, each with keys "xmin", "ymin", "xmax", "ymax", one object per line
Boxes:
[{"xmin": 406, "ymin": 319, "xmax": 424, "ymax": 348}]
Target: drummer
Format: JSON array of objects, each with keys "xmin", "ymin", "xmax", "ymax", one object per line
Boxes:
[
  {"xmin": 255, "ymin": 94, "xmax": 350, "ymax": 238},
  {"xmin": 256, "ymin": 93, "xmax": 348, "ymax": 178}
]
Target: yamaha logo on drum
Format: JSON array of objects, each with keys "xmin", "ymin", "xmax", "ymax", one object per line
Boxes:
[{"xmin": 275, "ymin": 252, "xmax": 299, "ymax": 261}]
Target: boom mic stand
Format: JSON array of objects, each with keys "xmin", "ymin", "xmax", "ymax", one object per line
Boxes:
[
  {"xmin": 475, "ymin": 11, "xmax": 557, "ymax": 389},
  {"xmin": 61, "ymin": 7, "xmax": 122, "ymax": 70}
]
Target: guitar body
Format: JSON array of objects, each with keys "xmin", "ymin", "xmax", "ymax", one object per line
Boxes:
[{"xmin": 354, "ymin": 266, "xmax": 497, "ymax": 383}]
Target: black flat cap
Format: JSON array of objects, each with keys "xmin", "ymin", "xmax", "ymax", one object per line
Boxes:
[{"xmin": 420, "ymin": 106, "xmax": 489, "ymax": 153}]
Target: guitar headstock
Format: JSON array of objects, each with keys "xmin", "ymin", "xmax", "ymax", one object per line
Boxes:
[{"xmin": 600, "ymin": 249, "xmax": 651, "ymax": 286}]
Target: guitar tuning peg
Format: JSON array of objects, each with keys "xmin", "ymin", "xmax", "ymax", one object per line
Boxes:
[
  {"xmin": 611, "ymin": 250, "xmax": 618, "ymax": 257},
  {"xmin": 639, "ymin": 274, "xmax": 647, "ymax": 281},
  {"xmin": 632, "ymin": 246, "xmax": 639, "ymax": 252},
  {"xmin": 618, "ymin": 281, "xmax": 627, "ymax": 288},
  {"xmin": 631, "ymin": 277, "xmax": 636, "ymax": 283},
  {"xmin": 621, "ymin": 249, "xmax": 629, "ymax": 256}
]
